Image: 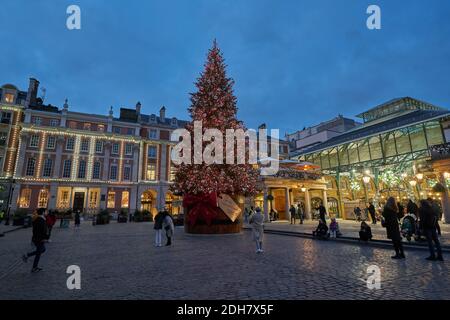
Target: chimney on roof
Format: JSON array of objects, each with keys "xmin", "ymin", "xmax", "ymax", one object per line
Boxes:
[
  {"xmin": 136, "ymin": 102, "xmax": 141, "ymax": 115},
  {"xmin": 25, "ymin": 78, "xmax": 39, "ymax": 108},
  {"xmin": 258, "ymin": 123, "xmax": 267, "ymax": 130},
  {"xmin": 160, "ymin": 106, "xmax": 166, "ymax": 123}
]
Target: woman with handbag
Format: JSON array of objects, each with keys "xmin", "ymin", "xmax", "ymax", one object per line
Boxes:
[
  {"xmin": 162, "ymin": 210, "xmax": 175, "ymax": 246},
  {"xmin": 382, "ymin": 197, "xmax": 405, "ymax": 259}
]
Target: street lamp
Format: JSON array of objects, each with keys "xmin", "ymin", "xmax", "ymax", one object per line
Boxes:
[
  {"xmin": 300, "ymin": 185, "xmax": 306, "ymax": 192},
  {"xmin": 362, "ymin": 176, "xmax": 371, "ymax": 184}
]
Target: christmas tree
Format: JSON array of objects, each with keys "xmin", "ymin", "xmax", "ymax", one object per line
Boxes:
[{"xmin": 172, "ymin": 40, "xmax": 259, "ymax": 198}]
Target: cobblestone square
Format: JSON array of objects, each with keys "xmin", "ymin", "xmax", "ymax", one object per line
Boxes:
[{"xmin": 0, "ymin": 222, "xmax": 449, "ymax": 300}]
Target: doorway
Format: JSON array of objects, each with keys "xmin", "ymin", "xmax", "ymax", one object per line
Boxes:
[{"xmin": 73, "ymin": 192, "xmax": 85, "ymax": 213}]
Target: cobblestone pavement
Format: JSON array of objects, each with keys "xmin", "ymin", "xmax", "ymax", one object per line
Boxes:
[
  {"xmin": 0, "ymin": 221, "xmax": 449, "ymax": 300},
  {"xmin": 262, "ymin": 220, "xmax": 450, "ymax": 245}
]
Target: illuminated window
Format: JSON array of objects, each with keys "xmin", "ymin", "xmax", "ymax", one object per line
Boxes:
[
  {"xmin": 78, "ymin": 160, "xmax": 86, "ymax": 179},
  {"xmin": 26, "ymin": 158, "xmax": 36, "ymax": 176},
  {"xmin": 146, "ymin": 164, "xmax": 156, "ymax": 180},
  {"xmin": 92, "ymin": 161, "xmax": 101, "ymax": 179},
  {"xmin": 66, "ymin": 137, "xmax": 75, "ymax": 150},
  {"xmin": 107, "ymin": 191, "xmax": 115, "ymax": 208},
  {"xmin": 38, "ymin": 189, "xmax": 49, "ymax": 208},
  {"xmin": 30, "ymin": 135, "xmax": 39, "ymax": 147},
  {"xmin": 125, "ymin": 143, "xmax": 133, "ymax": 155},
  {"xmin": 121, "ymin": 191, "xmax": 129, "ymax": 208},
  {"xmin": 169, "ymin": 166, "xmax": 176, "ymax": 182},
  {"xmin": 95, "ymin": 140, "xmax": 103, "ymax": 153},
  {"xmin": 80, "ymin": 139, "xmax": 89, "ymax": 152},
  {"xmin": 97, "ymin": 124, "xmax": 105, "ymax": 132},
  {"xmin": 110, "ymin": 165, "xmax": 118, "ymax": 180},
  {"xmin": 57, "ymin": 188, "xmax": 71, "ymax": 209},
  {"xmin": 62, "ymin": 159, "xmax": 72, "ymax": 178},
  {"xmin": 19, "ymin": 188, "xmax": 31, "ymax": 208},
  {"xmin": 4, "ymin": 93, "xmax": 14, "ymax": 104},
  {"xmin": 148, "ymin": 146, "xmax": 157, "ymax": 158},
  {"xmin": 42, "ymin": 158, "xmax": 53, "ymax": 177},
  {"xmin": 47, "ymin": 136, "xmax": 56, "ymax": 149},
  {"xmin": 89, "ymin": 190, "xmax": 99, "ymax": 209},
  {"xmin": 123, "ymin": 166, "xmax": 131, "ymax": 181},
  {"xmin": 112, "ymin": 143, "xmax": 120, "ymax": 154}
]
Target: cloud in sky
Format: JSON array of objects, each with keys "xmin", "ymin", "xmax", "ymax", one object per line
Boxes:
[{"xmin": 1, "ymin": 0, "xmax": 449, "ymax": 135}]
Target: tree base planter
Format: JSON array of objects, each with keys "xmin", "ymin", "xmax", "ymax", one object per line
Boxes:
[{"xmin": 184, "ymin": 208, "xmax": 242, "ymax": 234}]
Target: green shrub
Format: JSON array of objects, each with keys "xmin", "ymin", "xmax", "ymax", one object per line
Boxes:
[{"xmin": 13, "ymin": 209, "xmax": 29, "ymax": 218}]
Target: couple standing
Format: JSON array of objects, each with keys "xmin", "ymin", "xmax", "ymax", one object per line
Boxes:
[{"xmin": 154, "ymin": 209, "xmax": 175, "ymax": 247}]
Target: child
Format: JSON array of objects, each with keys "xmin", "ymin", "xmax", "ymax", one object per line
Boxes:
[{"xmin": 329, "ymin": 217, "xmax": 339, "ymax": 238}]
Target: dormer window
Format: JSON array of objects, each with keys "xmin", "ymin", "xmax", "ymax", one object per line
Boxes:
[
  {"xmin": 32, "ymin": 117, "xmax": 42, "ymax": 126},
  {"xmin": 4, "ymin": 93, "xmax": 15, "ymax": 104},
  {"xmin": 171, "ymin": 117, "xmax": 178, "ymax": 126},
  {"xmin": 150, "ymin": 114, "xmax": 156, "ymax": 123}
]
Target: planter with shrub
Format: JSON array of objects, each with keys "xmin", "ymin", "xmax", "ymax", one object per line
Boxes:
[
  {"xmin": 13, "ymin": 209, "xmax": 29, "ymax": 226},
  {"xmin": 118, "ymin": 209, "xmax": 128, "ymax": 223},
  {"xmin": 96, "ymin": 209, "xmax": 110, "ymax": 225}
]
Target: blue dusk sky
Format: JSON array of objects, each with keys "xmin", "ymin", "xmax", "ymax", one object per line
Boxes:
[{"xmin": 1, "ymin": 0, "xmax": 449, "ymax": 135}]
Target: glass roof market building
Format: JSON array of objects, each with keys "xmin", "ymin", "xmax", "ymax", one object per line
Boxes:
[{"xmin": 291, "ymin": 97, "xmax": 450, "ymax": 221}]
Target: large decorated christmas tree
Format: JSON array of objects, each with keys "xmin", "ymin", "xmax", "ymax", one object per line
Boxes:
[{"xmin": 171, "ymin": 41, "xmax": 259, "ymax": 234}]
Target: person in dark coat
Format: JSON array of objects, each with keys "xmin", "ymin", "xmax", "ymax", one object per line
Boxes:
[
  {"xmin": 74, "ymin": 210, "xmax": 81, "ymax": 228},
  {"xmin": 289, "ymin": 205, "xmax": 297, "ymax": 224},
  {"xmin": 427, "ymin": 198, "xmax": 442, "ymax": 236},
  {"xmin": 382, "ymin": 197, "xmax": 405, "ymax": 259},
  {"xmin": 419, "ymin": 200, "xmax": 443, "ymax": 261},
  {"xmin": 367, "ymin": 202, "xmax": 377, "ymax": 224},
  {"xmin": 154, "ymin": 210, "xmax": 164, "ymax": 247},
  {"xmin": 22, "ymin": 209, "xmax": 48, "ymax": 272},
  {"xmin": 397, "ymin": 202, "xmax": 405, "ymax": 221},
  {"xmin": 359, "ymin": 221, "xmax": 372, "ymax": 242},
  {"xmin": 406, "ymin": 200, "xmax": 418, "ymax": 216},
  {"xmin": 317, "ymin": 205, "xmax": 327, "ymax": 222}
]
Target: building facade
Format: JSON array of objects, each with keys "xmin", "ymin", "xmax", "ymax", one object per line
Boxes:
[
  {"xmin": 0, "ymin": 78, "xmax": 187, "ymax": 217},
  {"xmin": 291, "ymin": 97, "xmax": 450, "ymax": 222}
]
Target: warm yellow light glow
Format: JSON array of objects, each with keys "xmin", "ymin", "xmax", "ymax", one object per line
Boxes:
[{"xmin": 416, "ymin": 173, "xmax": 424, "ymax": 180}]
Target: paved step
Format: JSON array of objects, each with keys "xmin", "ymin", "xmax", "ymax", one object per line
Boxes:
[{"xmin": 243, "ymin": 227, "xmax": 450, "ymax": 253}]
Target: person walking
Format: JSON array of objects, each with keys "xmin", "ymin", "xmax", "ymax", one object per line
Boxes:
[
  {"xmin": 290, "ymin": 205, "xmax": 297, "ymax": 224},
  {"xmin": 249, "ymin": 207, "xmax": 264, "ymax": 253},
  {"xmin": 419, "ymin": 200, "xmax": 444, "ymax": 261},
  {"xmin": 318, "ymin": 204, "xmax": 327, "ymax": 222},
  {"xmin": 45, "ymin": 210, "xmax": 56, "ymax": 241},
  {"xmin": 22, "ymin": 209, "xmax": 48, "ymax": 273},
  {"xmin": 154, "ymin": 210, "xmax": 164, "ymax": 247},
  {"xmin": 74, "ymin": 210, "xmax": 81, "ymax": 228},
  {"xmin": 382, "ymin": 197, "xmax": 405, "ymax": 259},
  {"xmin": 297, "ymin": 203, "xmax": 304, "ymax": 224},
  {"xmin": 427, "ymin": 198, "xmax": 442, "ymax": 236},
  {"xmin": 162, "ymin": 209, "xmax": 174, "ymax": 246},
  {"xmin": 368, "ymin": 202, "xmax": 377, "ymax": 224}
]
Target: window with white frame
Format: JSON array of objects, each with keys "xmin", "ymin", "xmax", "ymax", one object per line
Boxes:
[
  {"xmin": 32, "ymin": 117, "xmax": 42, "ymax": 126},
  {"xmin": 30, "ymin": 135, "xmax": 39, "ymax": 147},
  {"xmin": 80, "ymin": 139, "xmax": 89, "ymax": 152},
  {"xmin": 42, "ymin": 158, "xmax": 53, "ymax": 177},
  {"xmin": 121, "ymin": 191, "xmax": 129, "ymax": 208},
  {"xmin": 78, "ymin": 160, "xmax": 86, "ymax": 179},
  {"xmin": 92, "ymin": 161, "xmax": 101, "ymax": 179},
  {"xmin": 123, "ymin": 166, "xmax": 131, "ymax": 181},
  {"xmin": 146, "ymin": 163, "xmax": 156, "ymax": 180},
  {"xmin": 110, "ymin": 165, "xmax": 118, "ymax": 180},
  {"xmin": 107, "ymin": 191, "xmax": 115, "ymax": 208},
  {"xmin": 62, "ymin": 159, "xmax": 72, "ymax": 178},
  {"xmin": 1, "ymin": 112, "xmax": 11, "ymax": 124},
  {"xmin": 50, "ymin": 119, "xmax": 59, "ymax": 127},
  {"xmin": 148, "ymin": 146, "xmax": 157, "ymax": 158},
  {"xmin": 19, "ymin": 188, "xmax": 31, "ymax": 208},
  {"xmin": 125, "ymin": 143, "xmax": 133, "ymax": 155},
  {"xmin": 97, "ymin": 124, "xmax": 105, "ymax": 132},
  {"xmin": 171, "ymin": 118, "xmax": 177, "ymax": 126},
  {"xmin": 4, "ymin": 93, "xmax": 15, "ymax": 104},
  {"xmin": 149, "ymin": 129, "xmax": 158, "ymax": 139},
  {"xmin": 66, "ymin": 137, "xmax": 75, "ymax": 150},
  {"xmin": 38, "ymin": 189, "xmax": 49, "ymax": 208},
  {"xmin": 26, "ymin": 158, "xmax": 36, "ymax": 176},
  {"xmin": 150, "ymin": 114, "xmax": 156, "ymax": 123},
  {"xmin": 95, "ymin": 140, "xmax": 103, "ymax": 153},
  {"xmin": 112, "ymin": 143, "xmax": 120, "ymax": 154},
  {"xmin": 46, "ymin": 136, "xmax": 56, "ymax": 149},
  {"xmin": 114, "ymin": 127, "xmax": 121, "ymax": 134},
  {"xmin": 83, "ymin": 123, "xmax": 91, "ymax": 131}
]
